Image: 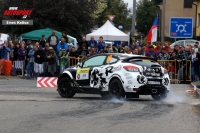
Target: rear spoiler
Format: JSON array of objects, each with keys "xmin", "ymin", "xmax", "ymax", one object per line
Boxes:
[{"xmin": 122, "ymin": 56, "xmax": 157, "ymax": 62}]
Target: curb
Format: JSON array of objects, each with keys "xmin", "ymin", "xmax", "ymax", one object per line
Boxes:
[{"xmin": 191, "ymin": 82, "xmax": 200, "ymax": 98}]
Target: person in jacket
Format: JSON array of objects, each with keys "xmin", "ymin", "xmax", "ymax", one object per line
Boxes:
[
  {"xmin": 47, "ymin": 30, "xmax": 59, "ymax": 51},
  {"xmin": 145, "ymin": 45, "xmax": 157, "ymax": 59},
  {"xmin": 57, "ymin": 38, "xmax": 68, "ymax": 53},
  {"xmin": 34, "ymin": 45, "xmax": 46, "ymax": 78},
  {"xmin": 17, "ymin": 42, "xmax": 27, "ymax": 61},
  {"xmin": 97, "ymin": 36, "xmax": 105, "ymax": 52},
  {"xmin": 62, "ymin": 31, "xmax": 68, "ymax": 43},
  {"xmin": 26, "ymin": 45, "xmax": 36, "ymax": 79},
  {"xmin": 88, "ymin": 36, "xmax": 97, "ymax": 50},
  {"xmin": 46, "ymin": 47, "xmax": 57, "ymax": 76},
  {"xmin": 59, "ymin": 48, "xmax": 68, "ymax": 74},
  {"xmin": 0, "ymin": 42, "xmax": 11, "ymax": 60}
]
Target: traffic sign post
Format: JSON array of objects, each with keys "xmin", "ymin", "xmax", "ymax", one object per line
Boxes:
[{"xmin": 169, "ymin": 17, "xmax": 193, "ymax": 38}]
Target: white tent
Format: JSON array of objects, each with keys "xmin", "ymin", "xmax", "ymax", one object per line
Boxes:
[{"xmin": 86, "ymin": 20, "xmax": 129, "ymax": 41}]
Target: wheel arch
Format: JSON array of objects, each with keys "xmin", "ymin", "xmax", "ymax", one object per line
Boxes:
[
  {"xmin": 57, "ymin": 71, "xmax": 73, "ymax": 85},
  {"xmin": 108, "ymin": 75, "xmax": 124, "ymax": 89}
]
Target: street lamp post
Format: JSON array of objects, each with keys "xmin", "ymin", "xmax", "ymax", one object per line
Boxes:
[
  {"xmin": 161, "ymin": 0, "xmax": 166, "ymax": 42},
  {"xmin": 132, "ymin": 0, "xmax": 136, "ymax": 37}
]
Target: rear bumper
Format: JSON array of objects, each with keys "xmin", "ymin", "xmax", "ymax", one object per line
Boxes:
[{"xmin": 136, "ymin": 85, "xmax": 168, "ymax": 95}]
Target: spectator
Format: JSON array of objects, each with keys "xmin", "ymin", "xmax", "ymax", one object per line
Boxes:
[
  {"xmin": 144, "ymin": 42, "xmax": 151, "ymax": 53},
  {"xmin": 67, "ymin": 39, "xmax": 73, "ymax": 47},
  {"xmin": 39, "ymin": 35, "xmax": 46, "ymax": 48},
  {"xmin": 112, "ymin": 44, "xmax": 118, "ymax": 53},
  {"xmin": 194, "ymin": 43, "xmax": 199, "ymax": 53},
  {"xmin": 46, "ymin": 47, "xmax": 57, "ymax": 77},
  {"xmin": 118, "ymin": 44, "xmax": 124, "ymax": 53},
  {"xmin": 189, "ymin": 48, "xmax": 197, "ymax": 82},
  {"xmin": 34, "ymin": 45, "xmax": 46, "ymax": 78},
  {"xmin": 164, "ymin": 42, "xmax": 171, "ymax": 53},
  {"xmin": 59, "ymin": 48, "xmax": 68, "ymax": 74},
  {"xmin": 145, "ymin": 45, "xmax": 157, "ymax": 59},
  {"xmin": 176, "ymin": 48, "xmax": 187, "ymax": 80},
  {"xmin": 34, "ymin": 42, "xmax": 39, "ymax": 50},
  {"xmin": 62, "ymin": 31, "xmax": 68, "ymax": 43},
  {"xmin": 124, "ymin": 46, "xmax": 129, "ymax": 54},
  {"xmin": 157, "ymin": 49, "xmax": 170, "ymax": 60},
  {"xmin": 88, "ymin": 36, "xmax": 97, "ymax": 50},
  {"xmin": 195, "ymin": 48, "xmax": 200, "ymax": 79},
  {"xmin": 154, "ymin": 42, "xmax": 162, "ymax": 54},
  {"xmin": 48, "ymin": 30, "xmax": 59, "ymax": 52},
  {"xmin": 78, "ymin": 44, "xmax": 89, "ymax": 59},
  {"xmin": 68, "ymin": 47, "xmax": 78, "ymax": 66},
  {"xmin": 134, "ymin": 48, "xmax": 139, "ymax": 55},
  {"xmin": 88, "ymin": 47, "xmax": 97, "ymax": 56},
  {"xmin": 43, "ymin": 43, "xmax": 50, "ymax": 76},
  {"xmin": 27, "ymin": 45, "xmax": 36, "ymax": 79},
  {"xmin": 138, "ymin": 46, "xmax": 144, "ymax": 55},
  {"xmin": 78, "ymin": 37, "xmax": 88, "ymax": 50},
  {"xmin": 57, "ymin": 38, "xmax": 68, "ymax": 54},
  {"xmin": 0, "ymin": 42, "xmax": 11, "ymax": 60},
  {"xmin": 9, "ymin": 42, "xmax": 15, "ymax": 62},
  {"xmin": 13, "ymin": 43, "xmax": 20, "ymax": 61},
  {"xmin": 17, "ymin": 42, "xmax": 26, "ymax": 61},
  {"xmin": 174, "ymin": 45, "xmax": 179, "ymax": 54},
  {"xmin": 0, "ymin": 33, "xmax": 4, "ymax": 48},
  {"xmin": 97, "ymin": 36, "xmax": 105, "ymax": 52}
]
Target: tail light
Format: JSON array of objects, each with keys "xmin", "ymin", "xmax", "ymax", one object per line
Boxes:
[
  {"xmin": 123, "ymin": 65, "xmax": 139, "ymax": 72},
  {"xmin": 164, "ymin": 68, "xmax": 168, "ymax": 74}
]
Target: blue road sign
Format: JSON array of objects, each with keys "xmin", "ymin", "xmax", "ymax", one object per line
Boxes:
[{"xmin": 169, "ymin": 17, "xmax": 193, "ymax": 38}]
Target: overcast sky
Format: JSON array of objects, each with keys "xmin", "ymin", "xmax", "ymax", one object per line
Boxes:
[{"xmin": 123, "ymin": 0, "xmax": 139, "ymax": 9}]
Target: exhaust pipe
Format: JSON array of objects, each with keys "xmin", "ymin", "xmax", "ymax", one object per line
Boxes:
[{"xmin": 152, "ymin": 89, "xmax": 157, "ymax": 93}]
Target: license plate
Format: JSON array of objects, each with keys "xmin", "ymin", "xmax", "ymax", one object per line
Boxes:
[
  {"xmin": 151, "ymin": 73, "xmax": 160, "ymax": 76},
  {"xmin": 148, "ymin": 81, "xmax": 160, "ymax": 85}
]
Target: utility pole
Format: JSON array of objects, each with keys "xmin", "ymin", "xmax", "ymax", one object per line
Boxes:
[
  {"xmin": 132, "ymin": 0, "xmax": 136, "ymax": 37},
  {"xmin": 161, "ymin": 0, "xmax": 166, "ymax": 42}
]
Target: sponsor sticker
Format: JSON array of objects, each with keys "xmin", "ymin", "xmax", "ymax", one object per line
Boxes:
[
  {"xmin": 126, "ymin": 76, "xmax": 132, "ymax": 79},
  {"xmin": 124, "ymin": 73, "xmax": 131, "ymax": 76},
  {"xmin": 128, "ymin": 80, "xmax": 132, "ymax": 84},
  {"xmin": 76, "ymin": 68, "xmax": 90, "ymax": 80}
]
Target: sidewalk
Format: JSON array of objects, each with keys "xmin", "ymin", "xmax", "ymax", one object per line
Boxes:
[
  {"xmin": 0, "ymin": 75, "xmax": 24, "ymax": 80},
  {"xmin": 191, "ymin": 81, "xmax": 200, "ymax": 98}
]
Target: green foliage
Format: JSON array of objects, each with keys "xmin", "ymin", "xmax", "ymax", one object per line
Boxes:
[
  {"xmin": 136, "ymin": 0, "xmax": 158, "ymax": 35},
  {"xmin": 96, "ymin": 0, "xmax": 132, "ymax": 30}
]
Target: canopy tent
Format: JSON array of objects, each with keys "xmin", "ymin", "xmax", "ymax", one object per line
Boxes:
[
  {"xmin": 20, "ymin": 28, "xmax": 78, "ymax": 44},
  {"xmin": 86, "ymin": 20, "xmax": 129, "ymax": 42}
]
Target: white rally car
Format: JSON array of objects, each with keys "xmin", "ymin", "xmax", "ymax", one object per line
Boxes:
[{"xmin": 57, "ymin": 53, "xmax": 170, "ymax": 100}]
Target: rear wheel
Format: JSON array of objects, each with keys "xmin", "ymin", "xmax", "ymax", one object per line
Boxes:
[
  {"xmin": 57, "ymin": 77, "xmax": 75, "ymax": 98},
  {"xmin": 109, "ymin": 79, "xmax": 125, "ymax": 99}
]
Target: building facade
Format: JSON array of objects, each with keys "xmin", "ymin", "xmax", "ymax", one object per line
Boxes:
[{"xmin": 159, "ymin": 0, "xmax": 196, "ymax": 41}]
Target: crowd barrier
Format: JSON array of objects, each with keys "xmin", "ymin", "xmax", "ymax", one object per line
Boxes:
[
  {"xmin": 157, "ymin": 60, "xmax": 191, "ymax": 83},
  {"xmin": 13, "ymin": 60, "xmax": 25, "ymax": 76}
]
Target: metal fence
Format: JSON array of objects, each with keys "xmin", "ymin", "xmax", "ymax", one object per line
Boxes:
[{"xmin": 157, "ymin": 60, "xmax": 191, "ymax": 83}]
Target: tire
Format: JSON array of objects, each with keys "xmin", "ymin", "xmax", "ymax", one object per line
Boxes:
[
  {"xmin": 151, "ymin": 93, "xmax": 167, "ymax": 101},
  {"xmin": 100, "ymin": 92, "xmax": 111, "ymax": 99},
  {"xmin": 109, "ymin": 79, "xmax": 125, "ymax": 99},
  {"xmin": 57, "ymin": 77, "xmax": 76, "ymax": 98}
]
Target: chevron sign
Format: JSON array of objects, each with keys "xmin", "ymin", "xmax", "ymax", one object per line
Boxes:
[{"xmin": 37, "ymin": 77, "xmax": 57, "ymax": 87}]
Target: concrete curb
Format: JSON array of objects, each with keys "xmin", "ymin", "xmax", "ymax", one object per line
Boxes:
[{"xmin": 191, "ymin": 82, "xmax": 200, "ymax": 98}]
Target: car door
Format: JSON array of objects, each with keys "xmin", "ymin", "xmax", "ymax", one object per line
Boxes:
[{"xmin": 76, "ymin": 55, "xmax": 107, "ymax": 86}]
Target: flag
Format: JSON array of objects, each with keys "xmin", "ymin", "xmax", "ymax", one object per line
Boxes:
[{"xmin": 146, "ymin": 16, "xmax": 158, "ymax": 43}]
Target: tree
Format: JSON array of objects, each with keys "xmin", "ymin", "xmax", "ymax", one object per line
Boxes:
[
  {"xmin": 96, "ymin": 0, "xmax": 132, "ymax": 31},
  {"xmin": 0, "ymin": 0, "xmax": 101, "ymax": 39},
  {"xmin": 136, "ymin": 0, "xmax": 158, "ymax": 35}
]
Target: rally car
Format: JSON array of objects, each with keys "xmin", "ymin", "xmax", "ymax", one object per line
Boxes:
[{"xmin": 57, "ymin": 53, "xmax": 170, "ymax": 100}]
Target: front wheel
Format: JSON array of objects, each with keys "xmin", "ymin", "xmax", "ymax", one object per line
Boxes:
[
  {"xmin": 109, "ymin": 79, "xmax": 125, "ymax": 99},
  {"xmin": 57, "ymin": 77, "xmax": 75, "ymax": 98},
  {"xmin": 151, "ymin": 93, "xmax": 167, "ymax": 101}
]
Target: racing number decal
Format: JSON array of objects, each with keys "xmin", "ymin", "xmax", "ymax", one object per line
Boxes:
[{"xmin": 76, "ymin": 68, "xmax": 90, "ymax": 80}]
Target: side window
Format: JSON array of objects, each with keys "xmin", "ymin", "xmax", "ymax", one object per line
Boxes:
[
  {"xmin": 82, "ymin": 55, "xmax": 107, "ymax": 67},
  {"xmin": 106, "ymin": 57, "xmax": 118, "ymax": 64}
]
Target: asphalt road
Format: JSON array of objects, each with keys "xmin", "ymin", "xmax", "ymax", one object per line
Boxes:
[{"xmin": 0, "ymin": 78, "xmax": 200, "ymax": 133}]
